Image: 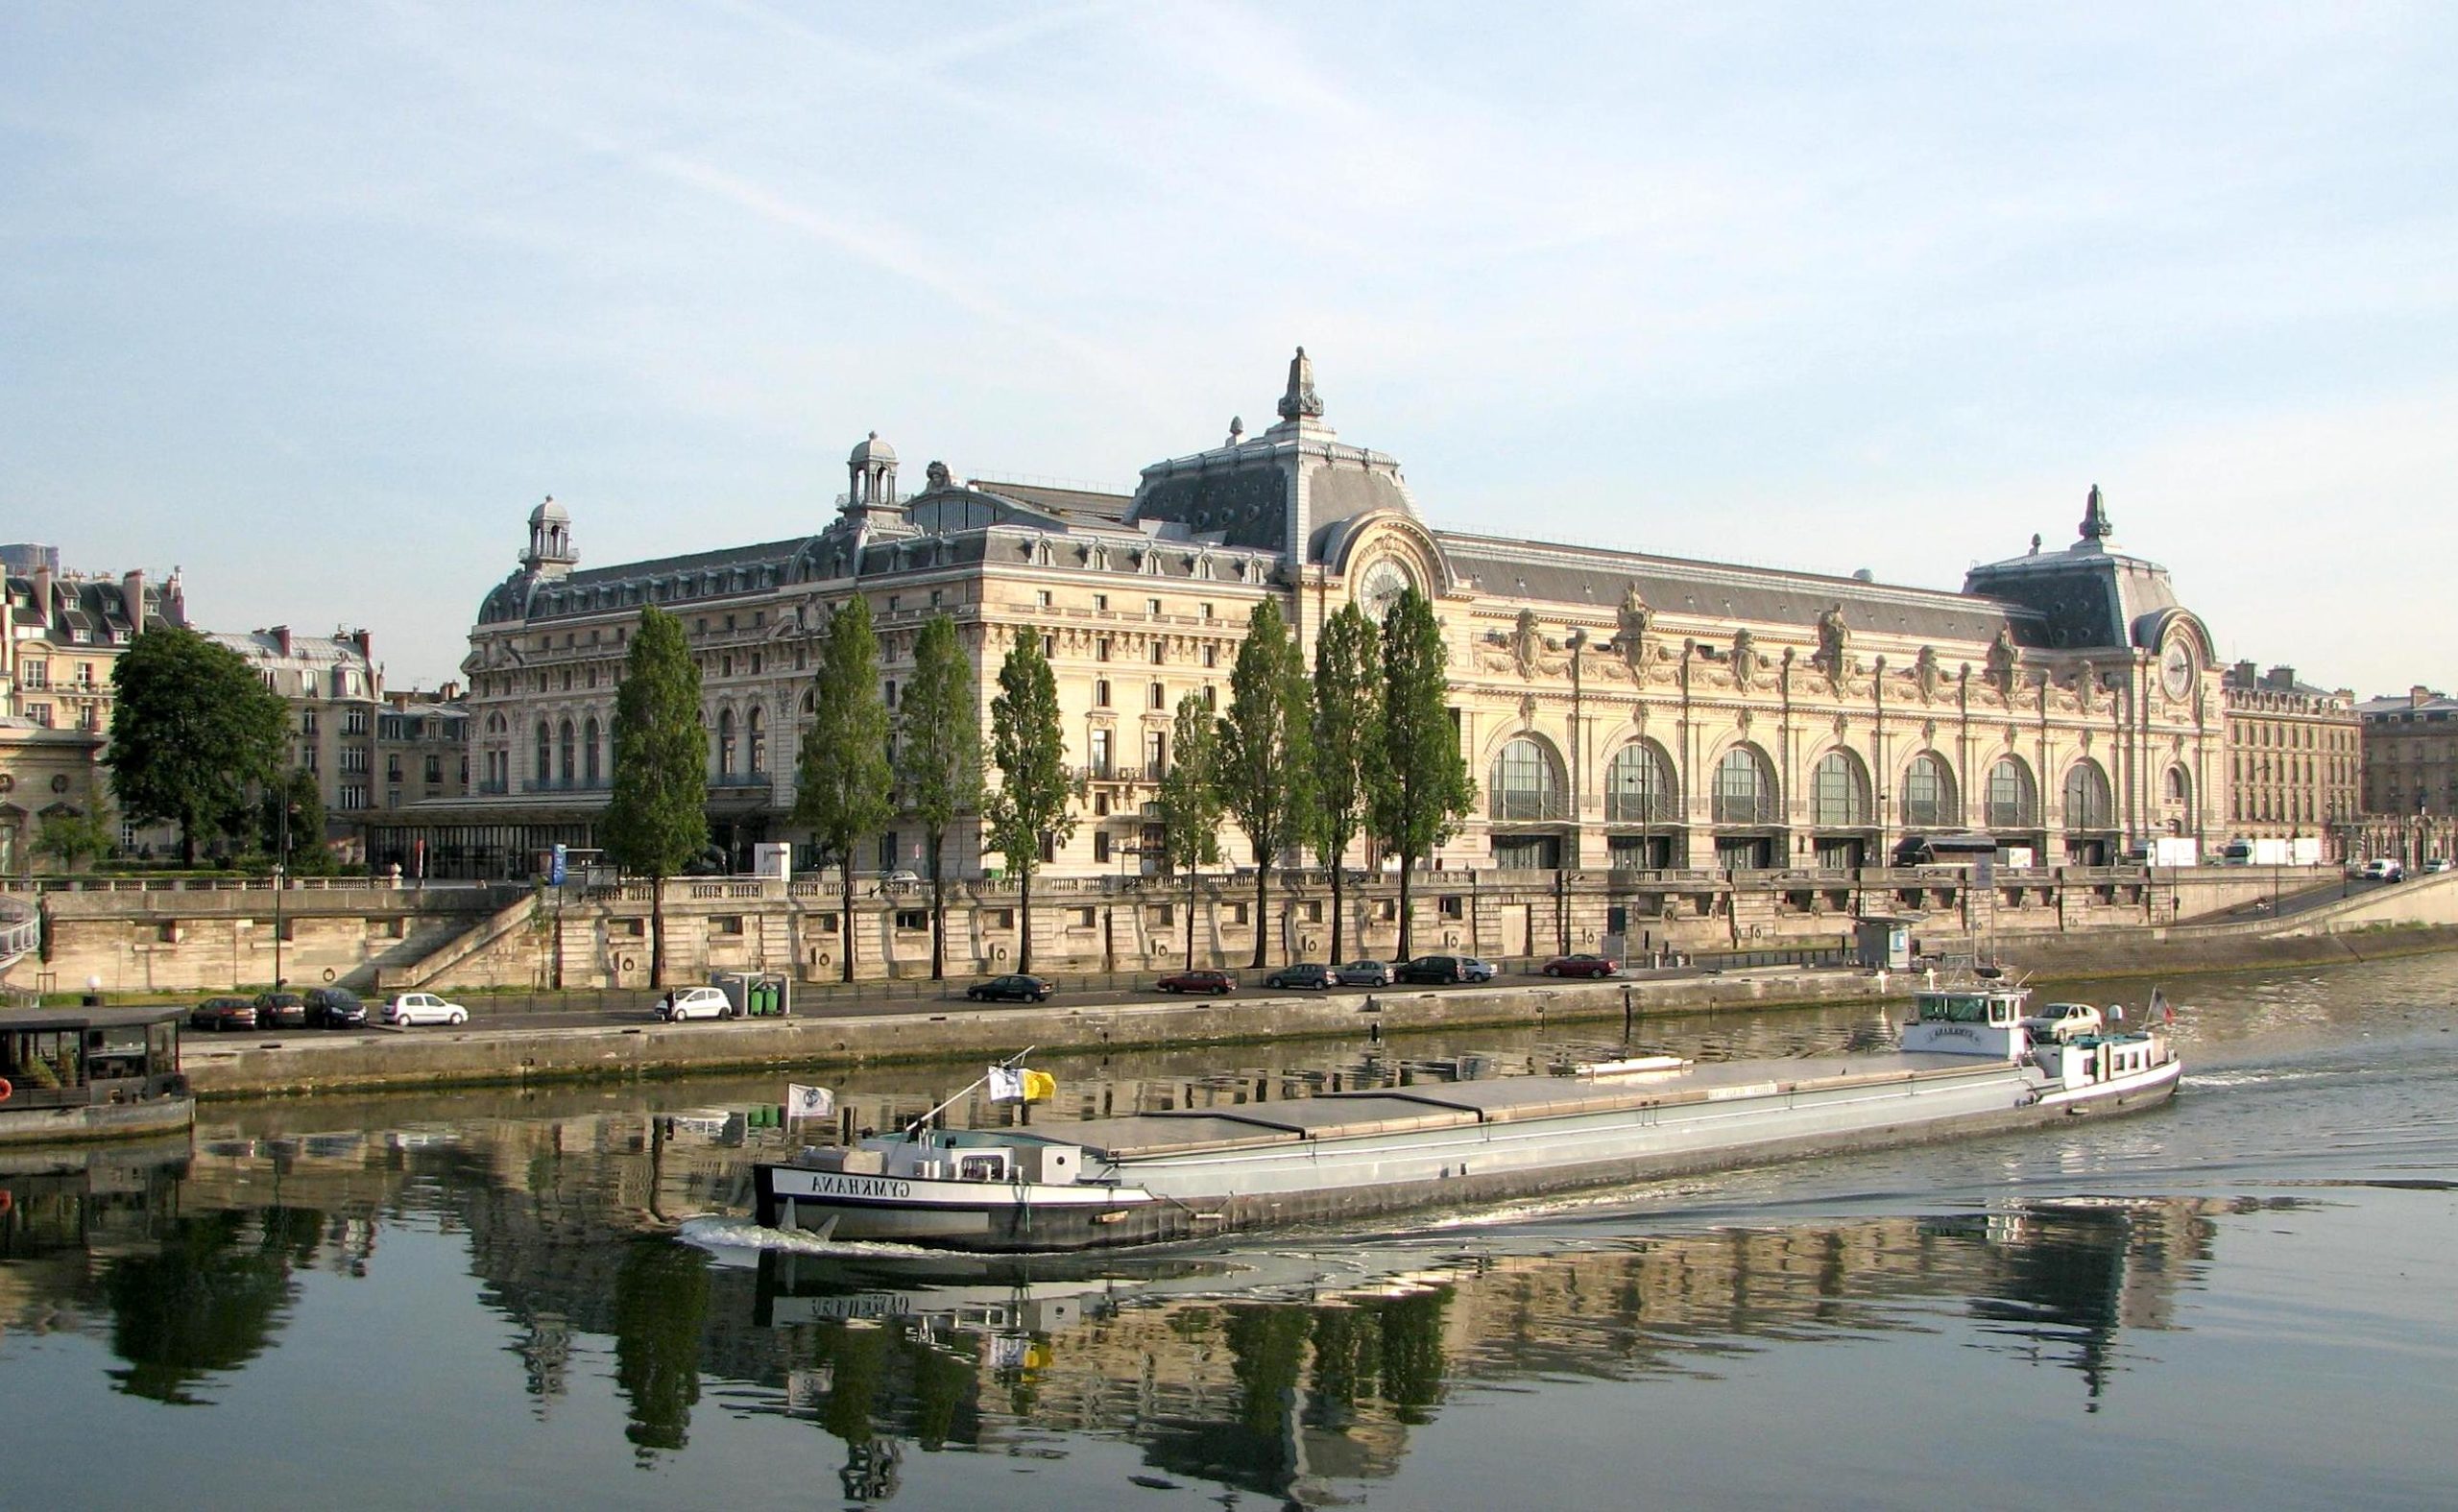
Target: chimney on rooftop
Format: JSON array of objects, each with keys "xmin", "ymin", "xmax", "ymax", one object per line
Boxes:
[
  {"xmin": 273, "ymin": 625, "xmax": 293, "ymax": 657},
  {"xmin": 2232, "ymin": 660, "xmax": 2257, "ymax": 684},
  {"xmin": 2413, "ymin": 685, "xmax": 2434, "ymax": 708},
  {"xmin": 31, "ymin": 562, "xmax": 54, "ymax": 624},
  {"xmin": 2263, "ymin": 666, "xmax": 2296, "ymax": 690}
]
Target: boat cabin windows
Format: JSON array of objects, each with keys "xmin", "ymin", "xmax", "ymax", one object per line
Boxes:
[
  {"xmin": 955, "ymin": 1152, "xmax": 1011, "ymax": 1182},
  {"xmin": 1921, "ymin": 993, "xmax": 2017, "ymax": 1026}
]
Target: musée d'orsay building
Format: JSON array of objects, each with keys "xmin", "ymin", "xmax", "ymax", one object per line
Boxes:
[{"xmin": 370, "ymin": 351, "xmax": 2225, "ymax": 884}]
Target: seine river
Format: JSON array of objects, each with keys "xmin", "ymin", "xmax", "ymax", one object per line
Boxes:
[{"xmin": 4, "ymin": 955, "xmax": 2454, "ymax": 1509}]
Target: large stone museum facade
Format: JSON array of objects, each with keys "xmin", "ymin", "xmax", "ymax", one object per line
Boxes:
[{"xmin": 374, "ymin": 352, "xmax": 2225, "ymax": 889}]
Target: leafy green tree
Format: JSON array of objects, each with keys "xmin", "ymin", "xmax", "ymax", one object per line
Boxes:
[
  {"xmin": 106, "ymin": 626, "xmax": 287, "ymax": 865},
  {"xmin": 256, "ymin": 767, "xmax": 331, "ymax": 875},
  {"xmin": 35, "ymin": 804, "xmax": 116, "ymax": 873},
  {"xmin": 1307, "ymin": 602, "xmax": 1382, "ymax": 965},
  {"xmin": 983, "ymin": 629, "xmax": 1076, "ymax": 973},
  {"xmin": 794, "ymin": 594, "xmax": 895, "ymax": 982},
  {"xmin": 895, "ymin": 613, "xmax": 981, "ymax": 979},
  {"xmin": 1154, "ymin": 690, "xmax": 1222, "ymax": 968},
  {"xmin": 1371, "ymin": 588, "xmax": 1474, "ymax": 960},
  {"xmin": 1215, "ymin": 597, "xmax": 1312, "ymax": 968},
  {"xmin": 603, "ymin": 605, "xmax": 708, "ymax": 985}
]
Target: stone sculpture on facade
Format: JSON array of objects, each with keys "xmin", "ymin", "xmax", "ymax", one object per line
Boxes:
[
  {"xmin": 1914, "ymin": 645, "xmax": 1944, "ymax": 704},
  {"xmin": 1986, "ymin": 625, "xmax": 2019, "ymax": 698},
  {"xmin": 1277, "ymin": 347, "xmax": 1324, "ymax": 421},
  {"xmin": 925, "ymin": 460, "xmax": 953, "ymax": 491}
]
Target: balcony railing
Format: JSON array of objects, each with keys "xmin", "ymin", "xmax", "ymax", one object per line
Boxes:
[
  {"xmin": 1075, "ymin": 764, "xmax": 1148, "ymax": 785},
  {"xmin": 521, "ymin": 778, "xmax": 612, "ymax": 794}
]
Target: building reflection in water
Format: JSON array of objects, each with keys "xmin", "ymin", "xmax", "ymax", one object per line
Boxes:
[{"xmin": 0, "ymin": 1092, "xmax": 2230, "ymax": 1504}]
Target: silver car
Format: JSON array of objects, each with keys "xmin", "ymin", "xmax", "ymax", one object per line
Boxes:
[
  {"xmin": 1460, "ymin": 957, "xmax": 1498, "ymax": 982},
  {"xmin": 1335, "ymin": 960, "xmax": 1396, "ymax": 987},
  {"xmin": 382, "ymin": 992, "xmax": 470, "ymax": 1026}
]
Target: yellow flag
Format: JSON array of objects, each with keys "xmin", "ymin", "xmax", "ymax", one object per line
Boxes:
[{"xmin": 1021, "ymin": 1068, "xmax": 1056, "ymax": 1103}]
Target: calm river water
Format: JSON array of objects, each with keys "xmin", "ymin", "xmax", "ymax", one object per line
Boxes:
[{"xmin": 4, "ymin": 957, "xmax": 2454, "ymax": 1509}]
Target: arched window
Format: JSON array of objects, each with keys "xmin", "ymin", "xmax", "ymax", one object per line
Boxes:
[
  {"xmin": 1810, "ymin": 751, "xmax": 1869, "ymax": 827},
  {"xmin": 583, "ymin": 718, "xmax": 601, "ymax": 786},
  {"xmin": 716, "ymin": 708, "xmax": 737, "ymax": 776},
  {"xmin": 1712, "ymin": 745, "xmax": 1777, "ymax": 826},
  {"xmin": 558, "ymin": 719, "xmax": 575, "ymax": 785},
  {"xmin": 1489, "ymin": 737, "xmax": 1563, "ymax": 822},
  {"xmin": 1901, "ymin": 753, "xmax": 1957, "ymax": 828},
  {"xmin": 1984, "ymin": 756, "xmax": 2036, "ymax": 828},
  {"xmin": 2165, "ymin": 765, "xmax": 2192, "ymax": 808},
  {"xmin": 534, "ymin": 722, "xmax": 551, "ymax": 784},
  {"xmin": 1605, "ymin": 741, "xmax": 1675, "ymax": 824},
  {"xmin": 2063, "ymin": 759, "xmax": 2113, "ymax": 829},
  {"xmin": 747, "ymin": 707, "xmax": 767, "ymax": 776}
]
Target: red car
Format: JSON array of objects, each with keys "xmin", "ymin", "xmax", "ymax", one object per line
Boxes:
[
  {"xmin": 1154, "ymin": 970, "xmax": 1236, "ymax": 995},
  {"xmin": 1540, "ymin": 953, "xmax": 1620, "ymax": 979}
]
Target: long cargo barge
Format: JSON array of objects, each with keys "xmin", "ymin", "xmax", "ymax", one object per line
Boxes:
[{"xmin": 752, "ymin": 981, "xmax": 2181, "ymax": 1253}]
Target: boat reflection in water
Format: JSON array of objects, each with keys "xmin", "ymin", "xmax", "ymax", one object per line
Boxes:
[{"xmin": 725, "ymin": 1194, "xmax": 2222, "ymax": 1503}]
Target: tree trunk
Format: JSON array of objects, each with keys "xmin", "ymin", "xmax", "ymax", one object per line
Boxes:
[
  {"xmin": 928, "ymin": 827, "xmax": 946, "ymax": 980},
  {"xmin": 838, "ymin": 853, "xmax": 857, "ymax": 983},
  {"xmin": 1328, "ymin": 858, "xmax": 1346, "ymax": 966},
  {"xmin": 180, "ymin": 807, "xmax": 200, "ymax": 868},
  {"xmin": 1250, "ymin": 861, "xmax": 1270, "ymax": 969},
  {"xmin": 1395, "ymin": 851, "xmax": 1415, "ymax": 961},
  {"xmin": 1016, "ymin": 863, "xmax": 1034, "ymax": 973},
  {"xmin": 649, "ymin": 873, "xmax": 667, "ymax": 986},
  {"xmin": 1184, "ymin": 864, "xmax": 1197, "ymax": 968}
]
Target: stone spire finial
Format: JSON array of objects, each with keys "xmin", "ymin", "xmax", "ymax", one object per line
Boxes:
[
  {"xmin": 1227, "ymin": 415, "xmax": 1244, "ymax": 445},
  {"xmin": 2080, "ymin": 483, "xmax": 2111, "ymax": 540},
  {"xmin": 1277, "ymin": 346, "xmax": 1324, "ymax": 422}
]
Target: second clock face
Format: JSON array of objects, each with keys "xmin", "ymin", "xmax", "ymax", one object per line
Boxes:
[
  {"xmin": 1360, "ymin": 559, "xmax": 1412, "ymax": 621},
  {"xmin": 2161, "ymin": 639, "xmax": 2194, "ymax": 699}
]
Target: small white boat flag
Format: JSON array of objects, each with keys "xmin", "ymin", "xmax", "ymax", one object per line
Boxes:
[
  {"xmin": 786, "ymin": 1084, "xmax": 835, "ymax": 1118},
  {"xmin": 987, "ymin": 1066, "xmax": 1056, "ymax": 1103}
]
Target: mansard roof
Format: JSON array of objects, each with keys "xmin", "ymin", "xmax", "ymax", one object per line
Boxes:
[{"xmin": 1436, "ymin": 531, "xmax": 2040, "ymax": 646}]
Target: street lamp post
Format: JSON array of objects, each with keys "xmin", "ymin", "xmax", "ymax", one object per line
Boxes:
[{"xmin": 272, "ymin": 792, "xmax": 291, "ymax": 992}]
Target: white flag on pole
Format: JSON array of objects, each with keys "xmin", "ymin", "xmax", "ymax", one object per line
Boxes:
[
  {"xmin": 786, "ymin": 1084, "xmax": 835, "ymax": 1118},
  {"xmin": 986, "ymin": 1066, "xmax": 1026, "ymax": 1103}
]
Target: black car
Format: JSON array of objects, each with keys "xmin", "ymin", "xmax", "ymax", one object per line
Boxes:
[
  {"xmin": 189, "ymin": 996, "xmax": 257, "ymax": 1032},
  {"xmin": 965, "ymin": 973, "xmax": 1053, "ymax": 1003},
  {"xmin": 1264, "ymin": 963, "xmax": 1337, "ymax": 990},
  {"xmin": 1395, "ymin": 955, "xmax": 1467, "ymax": 985},
  {"xmin": 253, "ymin": 991, "xmax": 309, "ymax": 1029},
  {"xmin": 303, "ymin": 987, "xmax": 368, "ymax": 1028}
]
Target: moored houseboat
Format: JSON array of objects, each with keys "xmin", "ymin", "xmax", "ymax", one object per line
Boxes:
[
  {"xmin": 0, "ymin": 1005, "xmax": 195, "ymax": 1147},
  {"xmin": 753, "ymin": 979, "xmax": 2181, "ymax": 1254}
]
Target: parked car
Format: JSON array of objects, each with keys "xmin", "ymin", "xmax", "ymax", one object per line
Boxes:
[
  {"xmin": 1264, "ymin": 963, "xmax": 1337, "ymax": 990},
  {"xmin": 2361, "ymin": 858, "xmax": 2405, "ymax": 882},
  {"xmin": 1395, "ymin": 955, "xmax": 1467, "ymax": 985},
  {"xmin": 656, "ymin": 986, "xmax": 734, "ymax": 1021},
  {"xmin": 876, "ymin": 869, "xmax": 923, "ymax": 887},
  {"xmin": 1155, "ymin": 969, "xmax": 1236, "ymax": 995},
  {"xmin": 189, "ymin": 996, "xmax": 257, "ymax": 1032},
  {"xmin": 1335, "ymin": 960, "xmax": 1397, "ymax": 987},
  {"xmin": 1460, "ymin": 957, "xmax": 1499, "ymax": 983},
  {"xmin": 1540, "ymin": 953, "xmax": 1619, "ymax": 979},
  {"xmin": 2425, "ymin": 858, "xmax": 2454, "ymax": 875},
  {"xmin": 965, "ymin": 973, "xmax": 1052, "ymax": 1003},
  {"xmin": 382, "ymin": 992, "xmax": 470, "ymax": 1026},
  {"xmin": 302, "ymin": 987, "xmax": 368, "ymax": 1028},
  {"xmin": 2021, "ymin": 1001, "xmax": 2105, "ymax": 1043},
  {"xmin": 251, "ymin": 991, "xmax": 309, "ymax": 1029}
]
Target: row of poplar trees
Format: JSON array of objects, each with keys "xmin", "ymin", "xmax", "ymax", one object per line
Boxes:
[{"xmin": 600, "ymin": 588, "xmax": 1472, "ymax": 985}]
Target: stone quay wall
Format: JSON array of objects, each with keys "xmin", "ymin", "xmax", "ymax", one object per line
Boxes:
[{"xmin": 8, "ymin": 864, "xmax": 2317, "ymax": 997}]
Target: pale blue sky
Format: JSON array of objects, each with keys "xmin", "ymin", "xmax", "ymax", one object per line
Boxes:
[{"xmin": 5, "ymin": 3, "xmax": 2452, "ymax": 693}]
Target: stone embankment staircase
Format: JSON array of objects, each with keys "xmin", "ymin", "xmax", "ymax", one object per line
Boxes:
[{"xmin": 0, "ymin": 894, "xmax": 38, "ymax": 976}]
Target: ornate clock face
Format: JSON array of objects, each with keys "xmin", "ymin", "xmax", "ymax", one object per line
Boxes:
[
  {"xmin": 1359, "ymin": 559, "xmax": 1413, "ymax": 621},
  {"xmin": 2160, "ymin": 639, "xmax": 2194, "ymax": 700}
]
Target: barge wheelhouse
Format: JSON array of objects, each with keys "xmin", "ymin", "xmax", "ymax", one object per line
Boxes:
[{"xmin": 0, "ymin": 1005, "xmax": 194, "ymax": 1147}]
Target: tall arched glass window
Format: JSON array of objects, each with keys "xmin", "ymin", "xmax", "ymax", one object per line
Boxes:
[
  {"xmin": 1984, "ymin": 756, "xmax": 2036, "ymax": 828},
  {"xmin": 534, "ymin": 722, "xmax": 551, "ymax": 785},
  {"xmin": 558, "ymin": 719, "xmax": 575, "ymax": 785},
  {"xmin": 1605, "ymin": 741, "xmax": 1675, "ymax": 823},
  {"xmin": 747, "ymin": 707, "xmax": 767, "ymax": 775},
  {"xmin": 2165, "ymin": 765, "xmax": 2192, "ymax": 808},
  {"xmin": 1712, "ymin": 745, "xmax": 1776, "ymax": 826},
  {"xmin": 1901, "ymin": 753, "xmax": 1957, "ymax": 828},
  {"xmin": 2064, "ymin": 760, "xmax": 2113, "ymax": 829},
  {"xmin": 716, "ymin": 708, "xmax": 736, "ymax": 776},
  {"xmin": 1489, "ymin": 737, "xmax": 1562, "ymax": 821},
  {"xmin": 1810, "ymin": 751, "xmax": 1868, "ymax": 827},
  {"xmin": 583, "ymin": 718, "xmax": 601, "ymax": 786}
]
